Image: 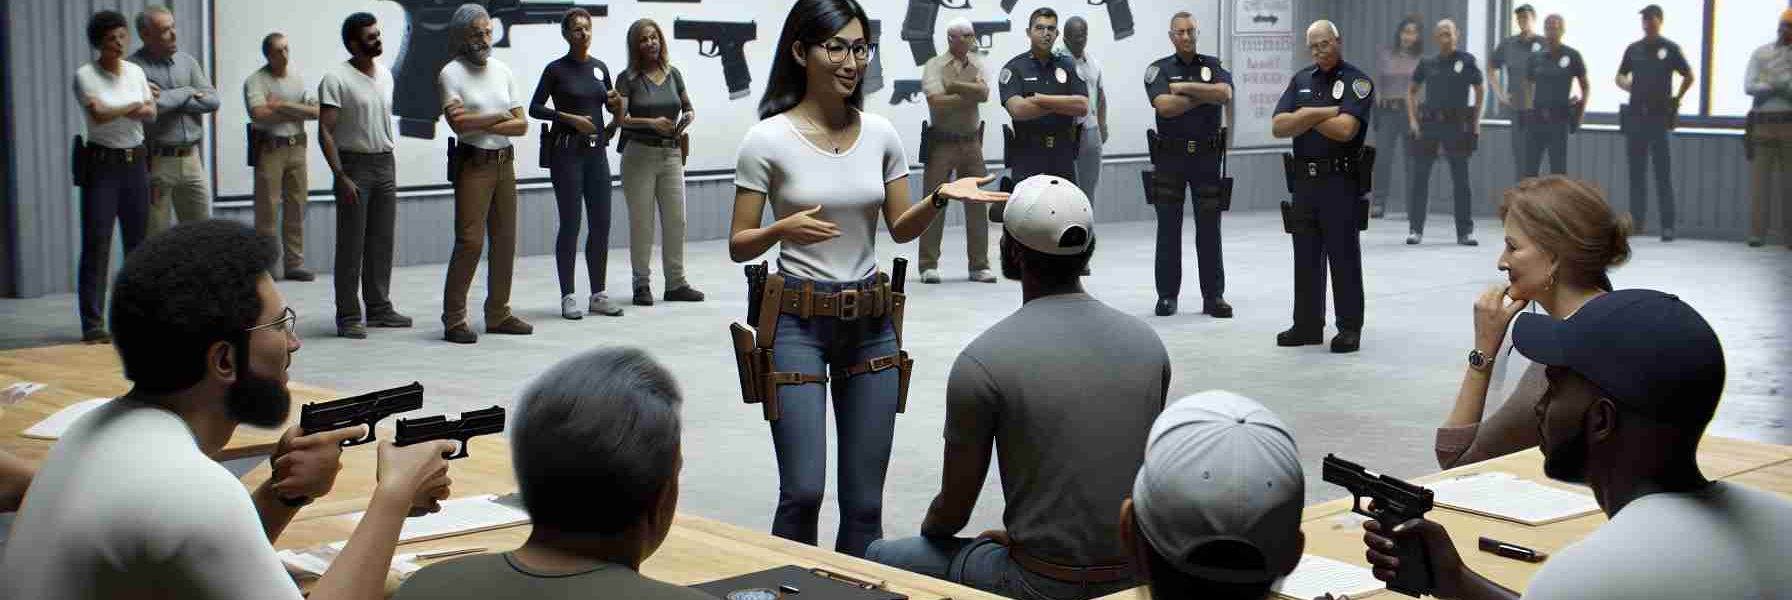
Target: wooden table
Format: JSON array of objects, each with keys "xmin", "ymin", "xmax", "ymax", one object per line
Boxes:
[{"xmin": 1098, "ymin": 436, "xmax": 1792, "ymax": 600}]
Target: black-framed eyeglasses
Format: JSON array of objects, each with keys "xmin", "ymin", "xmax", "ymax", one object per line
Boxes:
[
  {"xmin": 818, "ymin": 40, "xmax": 876, "ymax": 64},
  {"xmin": 246, "ymin": 307, "xmax": 298, "ymax": 337}
]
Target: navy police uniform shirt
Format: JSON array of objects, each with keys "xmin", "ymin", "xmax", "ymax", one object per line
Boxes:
[
  {"xmin": 1618, "ymin": 37, "xmax": 1690, "ymax": 106},
  {"xmin": 1145, "ymin": 53, "xmax": 1232, "ymax": 140},
  {"xmin": 1526, "ymin": 45, "xmax": 1585, "ymax": 109},
  {"xmin": 1000, "ymin": 51, "xmax": 1089, "ymax": 139},
  {"xmin": 1491, "ymin": 33, "xmax": 1543, "ymax": 99},
  {"xmin": 1274, "ymin": 60, "xmax": 1374, "ymax": 158},
  {"xmin": 1412, "ymin": 51, "xmax": 1482, "ymax": 137}
]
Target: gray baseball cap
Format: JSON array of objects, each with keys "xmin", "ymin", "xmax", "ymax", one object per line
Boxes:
[{"xmin": 1132, "ymin": 391, "xmax": 1304, "ymax": 583}]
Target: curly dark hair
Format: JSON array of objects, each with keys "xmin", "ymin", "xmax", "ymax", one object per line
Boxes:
[
  {"xmin": 87, "ymin": 10, "xmax": 128, "ymax": 50},
  {"xmin": 341, "ymin": 12, "xmax": 377, "ymax": 52},
  {"xmin": 111, "ymin": 220, "xmax": 278, "ymax": 394}
]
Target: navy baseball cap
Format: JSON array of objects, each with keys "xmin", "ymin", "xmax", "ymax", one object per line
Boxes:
[
  {"xmin": 1640, "ymin": 4, "xmax": 1664, "ymax": 19},
  {"xmin": 1512, "ymin": 289, "xmax": 1725, "ymax": 424}
]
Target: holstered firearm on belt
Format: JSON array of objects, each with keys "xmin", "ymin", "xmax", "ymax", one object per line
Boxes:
[
  {"xmin": 1193, "ymin": 127, "xmax": 1234, "ymax": 213},
  {"xmin": 538, "ymin": 123, "xmax": 552, "ymax": 169},
  {"xmin": 395, "ymin": 406, "xmax": 505, "ymax": 460},
  {"xmin": 920, "ymin": 120, "xmax": 932, "ymax": 165},
  {"xmin": 1745, "ymin": 111, "xmax": 1759, "ymax": 160},
  {"xmin": 446, "ymin": 137, "xmax": 462, "ymax": 182},
  {"xmin": 729, "ymin": 259, "xmax": 914, "ymax": 421},
  {"xmin": 246, "ymin": 124, "xmax": 261, "ymax": 168},
  {"xmin": 71, "ymin": 135, "xmax": 90, "ymax": 188}
]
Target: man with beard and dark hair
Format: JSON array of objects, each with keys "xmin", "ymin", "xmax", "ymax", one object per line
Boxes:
[
  {"xmin": 1357, "ymin": 289, "xmax": 1792, "ymax": 600},
  {"xmin": 0, "ymin": 220, "xmax": 460, "ymax": 600},
  {"xmin": 320, "ymin": 11, "xmax": 413, "ymax": 340}
]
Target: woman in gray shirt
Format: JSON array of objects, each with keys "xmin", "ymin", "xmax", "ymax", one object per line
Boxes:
[
  {"xmin": 617, "ymin": 19, "xmax": 702, "ymax": 306},
  {"xmin": 728, "ymin": 0, "xmax": 1004, "ymax": 557},
  {"xmin": 1436, "ymin": 176, "xmax": 1630, "ymax": 468}
]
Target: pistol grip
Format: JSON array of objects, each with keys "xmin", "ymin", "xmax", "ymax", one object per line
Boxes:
[
  {"xmin": 722, "ymin": 47, "xmax": 752, "ymax": 99},
  {"xmin": 1382, "ymin": 515, "xmax": 1435, "ymax": 597}
]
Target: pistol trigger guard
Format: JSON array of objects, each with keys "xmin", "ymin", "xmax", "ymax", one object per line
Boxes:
[
  {"xmin": 699, "ymin": 41, "xmax": 720, "ymax": 58},
  {"xmin": 442, "ymin": 439, "xmax": 470, "ymax": 460}
]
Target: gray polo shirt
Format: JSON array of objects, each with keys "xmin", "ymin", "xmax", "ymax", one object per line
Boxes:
[
  {"xmin": 393, "ymin": 553, "xmax": 713, "ymax": 600},
  {"xmin": 127, "ymin": 48, "xmax": 219, "ymax": 147},
  {"xmin": 944, "ymin": 292, "xmax": 1170, "ymax": 567}
]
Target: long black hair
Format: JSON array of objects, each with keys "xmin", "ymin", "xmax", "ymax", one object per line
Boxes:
[
  {"xmin": 757, "ymin": 0, "xmax": 872, "ymax": 119},
  {"xmin": 1392, "ymin": 14, "xmax": 1424, "ymax": 57}
]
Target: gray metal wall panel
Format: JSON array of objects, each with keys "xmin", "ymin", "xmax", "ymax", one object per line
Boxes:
[{"xmin": 6, "ymin": 0, "xmax": 206, "ymax": 298}]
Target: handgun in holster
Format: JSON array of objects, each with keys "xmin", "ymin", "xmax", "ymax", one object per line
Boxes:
[
  {"xmin": 1745, "ymin": 112, "xmax": 1758, "ymax": 160},
  {"xmin": 1195, "ymin": 126, "xmax": 1234, "ymax": 213},
  {"xmin": 1279, "ymin": 200, "xmax": 1318, "ymax": 235},
  {"xmin": 1324, "ymin": 454, "xmax": 1436, "ymax": 597},
  {"xmin": 71, "ymin": 135, "xmax": 91, "ymax": 188},
  {"xmin": 446, "ymin": 137, "xmax": 462, "ymax": 183},
  {"xmin": 538, "ymin": 123, "xmax": 552, "ymax": 169},
  {"xmin": 246, "ymin": 124, "xmax": 261, "ymax": 168},
  {"xmin": 1355, "ymin": 146, "xmax": 1377, "ymax": 231},
  {"xmin": 919, "ymin": 120, "xmax": 932, "ymax": 165}
]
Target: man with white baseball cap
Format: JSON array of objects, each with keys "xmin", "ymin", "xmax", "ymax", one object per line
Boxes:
[
  {"xmin": 868, "ymin": 175, "xmax": 1171, "ymax": 600},
  {"xmin": 1121, "ymin": 390, "xmax": 1306, "ymax": 599}
]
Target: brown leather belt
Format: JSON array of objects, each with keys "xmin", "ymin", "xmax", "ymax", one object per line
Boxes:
[
  {"xmin": 778, "ymin": 279, "xmax": 893, "ymax": 322},
  {"xmin": 151, "ymin": 144, "xmax": 196, "ymax": 158},
  {"xmin": 259, "ymin": 133, "xmax": 306, "ymax": 148},
  {"xmin": 458, "ymin": 145, "xmax": 515, "ymax": 166},
  {"xmin": 927, "ymin": 125, "xmax": 982, "ymax": 143},
  {"xmin": 1009, "ymin": 546, "xmax": 1134, "ymax": 584},
  {"xmin": 624, "ymin": 133, "xmax": 680, "ymax": 148}
]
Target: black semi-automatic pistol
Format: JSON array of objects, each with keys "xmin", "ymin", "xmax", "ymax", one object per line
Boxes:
[
  {"xmin": 673, "ymin": 19, "xmax": 758, "ymax": 100},
  {"xmin": 395, "ymin": 406, "xmax": 506, "ymax": 460},
  {"xmin": 1323, "ymin": 454, "xmax": 1436, "ymax": 597},
  {"xmin": 297, "ymin": 382, "xmax": 425, "ymax": 446}
]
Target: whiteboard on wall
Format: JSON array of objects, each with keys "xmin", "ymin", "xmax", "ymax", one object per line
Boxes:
[{"xmin": 212, "ymin": 0, "xmax": 1222, "ymax": 199}]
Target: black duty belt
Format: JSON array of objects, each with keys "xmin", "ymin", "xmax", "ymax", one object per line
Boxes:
[
  {"xmin": 1288, "ymin": 155, "xmax": 1363, "ymax": 179},
  {"xmin": 458, "ymin": 145, "xmax": 515, "ymax": 166},
  {"xmin": 1016, "ymin": 128, "xmax": 1078, "ymax": 151},
  {"xmin": 1420, "ymin": 107, "xmax": 1477, "ymax": 123},
  {"xmin": 258, "ymin": 133, "xmax": 306, "ymax": 148},
  {"xmin": 151, "ymin": 144, "xmax": 197, "ymax": 158},
  {"xmin": 90, "ymin": 145, "xmax": 147, "ymax": 165},
  {"xmin": 551, "ymin": 131, "xmax": 606, "ymax": 149},
  {"xmin": 1157, "ymin": 134, "xmax": 1221, "ymax": 155},
  {"xmin": 1527, "ymin": 106, "xmax": 1576, "ymax": 123},
  {"xmin": 1627, "ymin": 100, "xmax": 1678, "ymax": 117}
]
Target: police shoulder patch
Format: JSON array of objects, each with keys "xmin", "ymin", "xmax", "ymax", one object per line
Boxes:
[
  {"xmin": 1353, "ymin": 78, "xmax": 1372, "ymax": 99},
  {"xmin": 1144, "ymin": 65, "xmax": 1159, "ymax": 84},
  {"xmin": 1000, "ymin": 68, "xmax": 1013, "ymax": 85}
]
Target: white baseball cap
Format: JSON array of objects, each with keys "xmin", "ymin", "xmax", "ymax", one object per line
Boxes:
[
  {"xmin": 1001, "ymin": 174, "xmax": 1093, "ymax": 256},
  {"xmin": 1132, "ymin": 391, "xmax": 1304, "ymax": 583}
]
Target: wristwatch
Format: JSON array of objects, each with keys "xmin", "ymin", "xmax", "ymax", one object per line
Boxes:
[
  {"xmin": 930, "ymin": 182, "xmax": 950, "ymax": 209},
  {"xmin": 1467, "ymin": 349, "xmax": 1496, "ymax": 372}
]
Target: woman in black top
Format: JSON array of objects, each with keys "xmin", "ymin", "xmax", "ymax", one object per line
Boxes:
[{"xmin": 530, "ymin": 8, "xmax": 625, "ymax": 319}]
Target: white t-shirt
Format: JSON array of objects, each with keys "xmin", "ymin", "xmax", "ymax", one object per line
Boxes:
[
  {"xmin": 734, "ymin": 110, "xmax": 909, "ymax": 282},
  {"xmin": 437, "ymin": 57, "xmax": 525, "ymax": 150},
  {"xmin": 72, "ymin": 61, "xmax": 155, "ymax": 149},
  {"xmin": 318, "ymin": 60, "xmax": 396, "ymax": 153},
  {"xmin": 245, "ymin": 66, "xmax": 312, "ymax": 137},
  {"xmin": 0, "ymin": 398, "xmax": 301, "ymax": 599},
  {"xmin": 1072, "ymin": 52, "xmax": 1102, "ymax": 130},
  {"xmin": 1524, "ymin": 482, "xmax": 1792, "ymax": 599}
]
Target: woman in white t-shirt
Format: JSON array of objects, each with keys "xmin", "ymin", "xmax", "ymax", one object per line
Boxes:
[
  {"xmin": 71, "ymin": 10, "xmax": 156, "ymax": 343},
  {"xmin": 729, "ymin": 0, "xmax": 1006, "ymax": 558}
]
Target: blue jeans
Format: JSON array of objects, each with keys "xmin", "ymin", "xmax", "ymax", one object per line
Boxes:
[
  {"xmin": 768, "ymin": 275, "xmax": 901, "ymax": 557},
  {"xmin": 866, "ymin": 536, "xmax": 1133, "ymax": 600}
]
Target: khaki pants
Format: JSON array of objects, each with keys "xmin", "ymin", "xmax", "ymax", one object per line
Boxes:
[
  {"xmin": 1750, "ymin": 120, "xmax": 1792, "ymax": 244},
  {"xmin": 919, "ymin": 137, "xmax": 990, "ymax": 271},
  {"xmin": 441, "ymin": 154, "xmax": 518, "ymax": 328},
  {"xmin": 621, "ymin": 143, "xmax": 688, "ymax": 290},
  {"xmin": 148, "ymin": 151, "xmax": 211, "ymax": 236},
  {"xmin": 253, "ymin": 140, "xmax": 308, "ymax": 270}
]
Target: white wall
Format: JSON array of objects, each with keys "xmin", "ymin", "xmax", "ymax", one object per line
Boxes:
[{"xmin": 212, "ymin": 0, "xmax": 1222, "ymax": 199}]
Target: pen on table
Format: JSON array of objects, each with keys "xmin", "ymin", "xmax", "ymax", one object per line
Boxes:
[
  {"xmin": 1478, "ymin": 536, "xmax": 1546, "ymax": 563},
  {"xmin": 414, "ymin": 547, "xmax": 487, "ymax": 560}
]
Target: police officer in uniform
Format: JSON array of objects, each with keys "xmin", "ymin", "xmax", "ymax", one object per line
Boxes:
[
  {"xmin": 1490, "ymin": 4, "xmax": 1541, "ymax": 181},
  {"xmin": 996, "ymin": 7, "xmax": 1089, "ymax": 223},
  {"xmin": 1145, "ymin": 11, "xmax": 1232, "ymax": 318},
  {"xmin": 1405, "ymin": 19, "xmax": 1483, "ymax": 246},
  {"xmin": 1617, "ymin": 4, "xmax": 1693, "ymax": 241},
  {"xmin": 1271, "ymin": 20, "xmax": 1372, "ymax": 354},
  {"xmin": 1521, "ymin": 14, "xmax": 1588, "ymax": 178}
]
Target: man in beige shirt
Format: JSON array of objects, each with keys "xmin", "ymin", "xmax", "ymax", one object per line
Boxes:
[
  {"xmin": 245, "ymin": 33, "xmax": 319, "ymax": 281},
  {"xmin": 918, "ymin": 18, "xmax": 994, "ymax": 284}
]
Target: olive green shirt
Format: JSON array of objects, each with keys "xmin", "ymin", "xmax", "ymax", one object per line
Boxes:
[{"xmin": 391, "ymin": 553, "xmax": 714, "ymax": 600}]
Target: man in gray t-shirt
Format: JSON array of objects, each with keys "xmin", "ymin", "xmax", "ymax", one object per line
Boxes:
[{"xmin": 869, "ymin": 175, "xmax": 1169, "ymax": 600}]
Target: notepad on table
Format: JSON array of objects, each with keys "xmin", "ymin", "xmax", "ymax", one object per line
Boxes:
[
  {"xmin": 1272, "ymin": 555, "xmax": 1384, "ymax": 599},
  {"xmin": 1429, "ymin": 471, "xmax": 1600, "ymax": 526},
  {"xmin": 348, "ymin": 494, "xmax": 530, "ymax": 544},
  {"xmin": 21, "ymin": 397, "xmax": 111, "ymax": 440}
]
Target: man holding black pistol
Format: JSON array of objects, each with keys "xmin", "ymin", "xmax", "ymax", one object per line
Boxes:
[
  {"xmin": 1358, "ymin": 290, "xmax": 1792, "ymax": 599},
  {"xmin": 0, "ymin": 220, "xmax": 456, "ymax": 600},
  {"xmin": 1144, "ymin": 11, "xmax": 1232, "ymax": 318}
]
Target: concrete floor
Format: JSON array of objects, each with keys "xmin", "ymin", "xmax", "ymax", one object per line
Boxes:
[{"xmin": 2, "ymin": 211, "xmax": 1788, "ymax": 548}]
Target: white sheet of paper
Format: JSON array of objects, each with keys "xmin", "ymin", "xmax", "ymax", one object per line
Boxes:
[
  {"xmin": 2, "ymin": 382, "xmax": 46, "ymax": 406},
  {"xmin": 348, "ymin": 494, "xmax": 530, "ymax": 543},
  {"xmin": 279, "ymin": 541, "xmax": 421, "ymax": 579},
  {"xmin": 1430, "ymin": 471, "xmax": 1600, "ymax": 525},
  {"xmin": 21, "ymin": 398, "xmax": 110, "ymax": 440},
  {"xmin": 1272, "ymin": 555, "xmax": 1384, "ymax": 599}
]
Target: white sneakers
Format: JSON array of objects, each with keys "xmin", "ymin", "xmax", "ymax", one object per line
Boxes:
[
  {"xmin": 920, "ymin": 269, "xmax": 942, "ymax": 284},
  {"xmin": 588, "ymin": 293, "xmax": 624, "ymax": 317},
  {"xmin": 969, "ymin": 269, "xmax": 997, "ymax": 283},
  {"xmin": 561, "ymin": 293, "xmax": 584, "ymax": 320}
]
